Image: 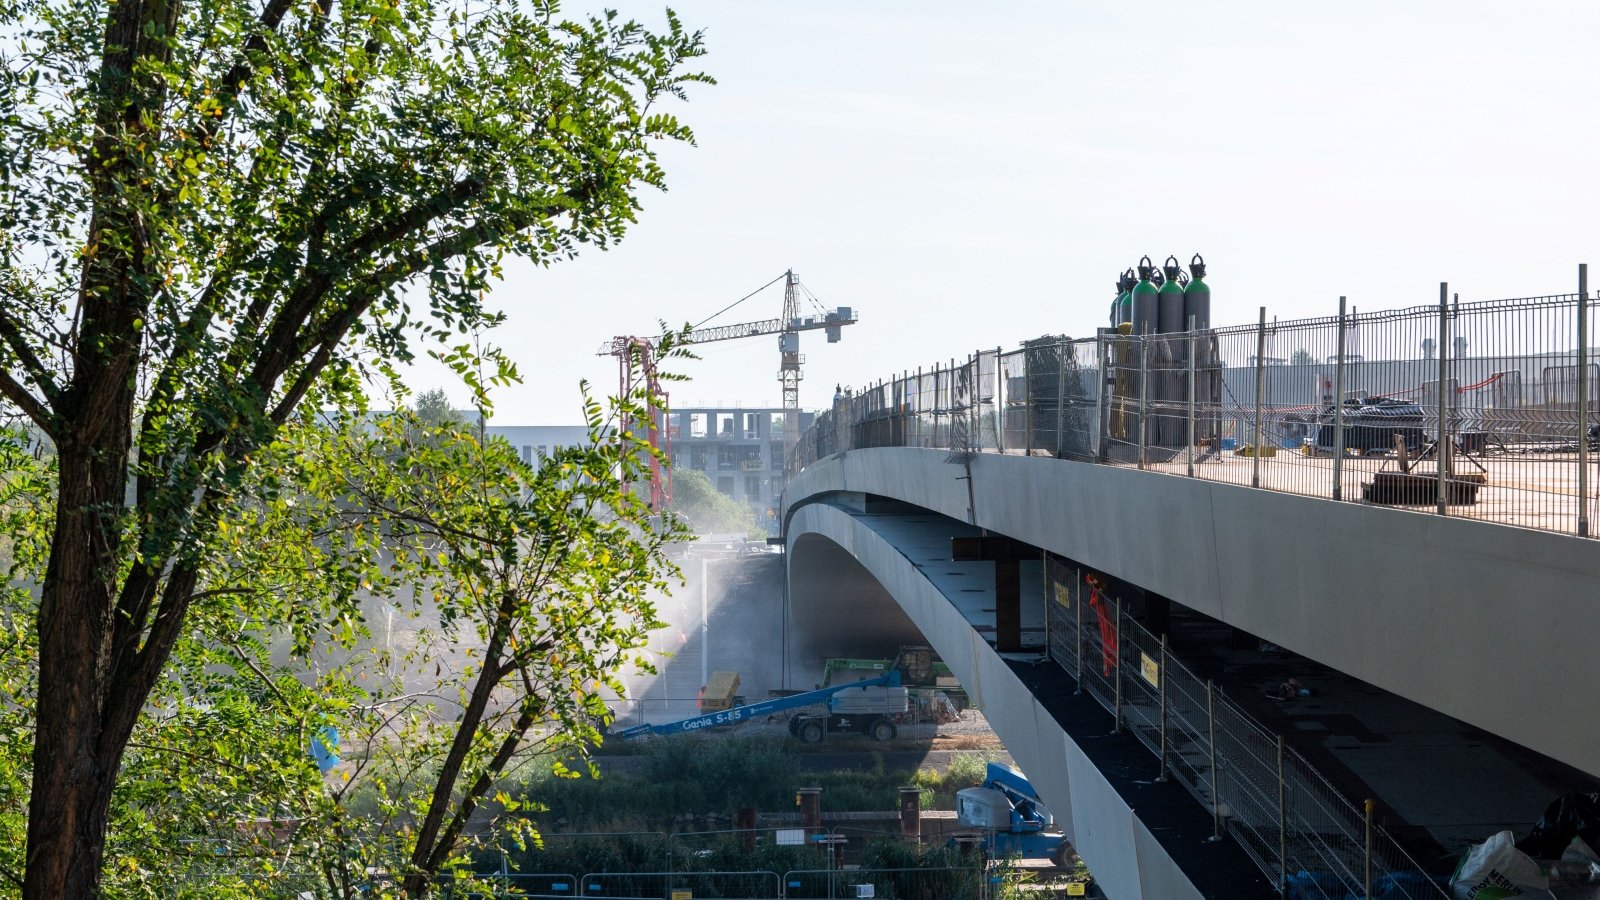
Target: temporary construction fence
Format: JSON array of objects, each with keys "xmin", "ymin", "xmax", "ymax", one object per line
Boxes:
[
  {"xmin": 791, "ymin": 272, "xmax": 1600, "ymax": 539},
  {"xmin": 1044, "ymin": 556, "xmax": 1448, "ymax": 899},
  {"xmin": 385, "ymin": 865, "xmax": 997, "ymax": 899}
]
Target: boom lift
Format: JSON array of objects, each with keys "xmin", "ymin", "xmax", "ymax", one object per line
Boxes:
[
  {"xmin": 613, "ymin": 670, "xmax": 905, "ymax": 743},
  {"xmin": 954, "ymin": 762, "xmax": 1075, "ymax": 868}
]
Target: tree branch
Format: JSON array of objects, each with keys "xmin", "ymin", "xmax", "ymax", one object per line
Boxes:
[
  {"xmin": 0, "ymin": 371, "xmax": 56, "ymax": 437},
  {"xmin": 0, "ymin": 308, "xmax": 61, "ymax": 405}
]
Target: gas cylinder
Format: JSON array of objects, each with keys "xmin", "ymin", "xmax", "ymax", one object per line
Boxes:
[
  {"xmin": 1183, "ymin": 254, "xmax": 1210, "ymax": 331},
  {"xmin": 1158, "ymin": 255, "xmax": 1185, "ymax": 334},
  {"xmin": 1116, "ymin": 269, "xmax": 1136, "ymax": 334},
  {"xmin": 1130, "ymin": 256, "xmax": 1159, "ymax": 337}
]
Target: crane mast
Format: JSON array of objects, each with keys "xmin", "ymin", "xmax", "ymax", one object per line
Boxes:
[
  {"xmin": 778, "ymin": 271, "xmax": 804, "ymax": 461},
  {"xmin": 601, "ymin": 269, "xmax": 858, "ymax": 509}
]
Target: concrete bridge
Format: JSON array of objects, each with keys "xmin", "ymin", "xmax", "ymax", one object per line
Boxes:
[{"xmin": 781, "ymin": 444, "xmax": 1600, "ymax": 899}]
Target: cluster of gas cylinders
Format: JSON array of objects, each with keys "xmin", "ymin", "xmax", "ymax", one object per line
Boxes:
[{"xmin": 1110, "ymin": 254, "xmax": 1211, "ymax": 335}]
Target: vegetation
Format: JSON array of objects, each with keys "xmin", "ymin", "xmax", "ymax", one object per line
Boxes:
[
  {"xmin": 0, "ymin": 0, "xmax": 707, "ymax": 892},
  {"xmin": 508, "ymin": 737, "xmax": 1000, "ymax": 834},
  {"xmin": 667, "ymin": 467, "xmax": 759, "ymax": 536}
]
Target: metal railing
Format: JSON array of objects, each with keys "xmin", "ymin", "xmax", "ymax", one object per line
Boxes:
[
  {"xmin": 386, "ymin": 864, "xmax": 998, "ymax": 899},
  {"xmin": 792, "ymin": 272, "xmax": 1599, "ymax": 538},
  {"xmin": 1043, "ymin": 557, "xmax": 1448, "ymax": 899}
]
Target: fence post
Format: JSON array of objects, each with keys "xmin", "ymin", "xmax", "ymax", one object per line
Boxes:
[
  {"xmin": 1094, "ymin": 336, "xmax": 1109, "ymax": 461},
  {"xmin": 1052, "ymin": 341, "xmax": 1067, "ymax": 458},
  {"xmin": 1156, "ymin": 632, "xmax": 1168, "ymax": 782},
  {"xmin": 1364, "ymin": 798, "xmax": 1375, "ymax": 900},
  {"xmin": 1253, "ymin": 307, "xmax": 1267, "ymax": 488},
  {"xmin": 1187, "ymin": 316, "xmax": 1197, "ymax": 478},
  {"xmin": 1112, "ymin": 595, "xmax": 1123, "ymax": 733},
  {"xmin": 1277, "ymin": 735, "xmax": 1288, "ymax": 892},
  {"xmin": 1207, "ymin": 681, "xmax": 1222, "ymax": 842},
  {"xmin": 972, "ymin": 349, "xmax": 981, "ymax": 453},
  {"xmin": 985, "ymin": 347, "xmax": 998, "ymax": 451},
  {"xmin": 1025, "ymin": 350, "xmax": 1034, "ymax": 456},
  {"xmin": 1138, "ymin": 330, "xmax": 1150, "ymax": 470},
  {"xmin": 1579, "ymin": 264, "xmax": 1590, "ymax": 537},
  {"xmin": 1333, "ymin": 296, "xmax": 1348, "ymax": 500},
  {"xmin": 1074, "ymin": 571, "xmax": 1083, "ymax": 694},
  {"xmin": 1437, "ymin": 283, "xmax": 1449, "ymax": 516}
]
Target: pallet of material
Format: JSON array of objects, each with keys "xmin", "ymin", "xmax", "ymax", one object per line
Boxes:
[{"xmin": 1362, "ymin": 471, "xmax": 1486, "ymax": 506}]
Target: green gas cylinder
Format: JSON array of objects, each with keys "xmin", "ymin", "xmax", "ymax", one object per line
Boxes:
[
  {"xmin": 1183, "ymin": 254, "xmax": 1210, "ymax": 331},
  {"xmin": 1158, "ymin": 256, "xmax": 1186, "ymax": 334},
  {"xmin": 1115, "ymin": 269, "xmax": 1136, "ymax": 334},
  {"xmin": 1130, "ymin": 256, "xmax": 1159, "ymax": 337}
]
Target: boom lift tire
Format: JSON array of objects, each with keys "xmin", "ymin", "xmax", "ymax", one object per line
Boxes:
[
  {"xmin": 869, "ymin": 719, "xmax": 896, "ymax": 742},
  {"xmin": 799, "ymin": 721, "xmax": 825, "ymax": 744}
]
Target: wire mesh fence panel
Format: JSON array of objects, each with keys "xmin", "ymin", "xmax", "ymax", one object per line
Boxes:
[
  {"xmin": 1280, "ymin": 747, "xmax": 1367, "ymax": 895},
  {"xmin": 1160, "ymin": 653, "xmax": 1217, "ymax": 813},
  {"xmin": 782, "ymin": 866, "xmax": 985, "ymax": 900},
  {"xmin": 580, "ymin": 870, "xmax": 780, "ymax": 900},
  {"xmin": 1116, "ymin": 613, "xmax": 1164, "ymax": 763},
  {"xmin": 1044, "ymin": 557, "xmax": 1080, "ymax": 677},
  {"xmin": 1075, "ymin": 584, "xmax": 1119, "ymax": 717},
  {"xmin": 1211, "ymin": 695, "xmax": 1287, "ymax": 886}
]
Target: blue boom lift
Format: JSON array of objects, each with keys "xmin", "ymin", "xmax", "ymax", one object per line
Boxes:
[
  {"xmin": 954, "ymin": 762, "xmax": 1075, "ymax": 868},
  {"xmin": 614, "ymin": 671, "xmax": 906, "ymax": 743}
]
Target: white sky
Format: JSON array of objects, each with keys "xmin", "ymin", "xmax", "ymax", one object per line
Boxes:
[{"xmin": 415, "ymin": 1, "xmax": 1600, "ymax": 424}]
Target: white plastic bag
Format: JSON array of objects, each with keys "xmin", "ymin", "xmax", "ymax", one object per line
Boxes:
[{"xmin": 1452, "ymin": 830, "xmax": 1555, "ymax": 900}]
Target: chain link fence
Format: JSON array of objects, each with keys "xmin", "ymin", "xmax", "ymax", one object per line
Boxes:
[
  {"xmin": 1042, "ymin": 559, "xmax": 1448, "ymax": 899},
  {"xmin": 792, "ymin": 280, "xmax": 1600, "ymax": 538}
]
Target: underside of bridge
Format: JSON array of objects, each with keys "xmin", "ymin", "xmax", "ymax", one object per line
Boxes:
[{"xmin": 782, "ymin": 448, "xmax": 1600, "ymax": 900}]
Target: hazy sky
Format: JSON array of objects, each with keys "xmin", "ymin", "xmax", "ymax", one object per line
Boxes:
[{"xmin": 414, "ymin": 1, "xmax": 1600, "ymax": 423}]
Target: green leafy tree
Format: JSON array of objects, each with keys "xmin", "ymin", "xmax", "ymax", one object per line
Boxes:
[
  {"xmin": 1290, "ymin": 348, "xmax": 1315, "ymax": 367},
  {"xmin": 212, "ymin": 384, "xmax": 683, "ymax": 897},
  {"xmin": 0, "ymin": 0, "xmax": 708, "ymax": 893},
  {"xmin": 667, "ymin": 467, "xmax": 757, "ymax": 536}
]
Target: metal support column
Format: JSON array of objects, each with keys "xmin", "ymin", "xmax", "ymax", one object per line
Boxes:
[
  {"xmin": 1207, "ymin": 681, "xmax": 1222, "ymax": 842},
  {"xmin": 1364, "ymin": 799, "xmax": 1375, "ymax": 900},
  {"xmin": 1278, "ymin": 735, "xmax": 1288, "ymax": 892},
  {"xmin": 1187, "ymin": 317, "xmax": 1197, "ymax": 478},
  {"xmin": 1156, "ymin": 633, "xmax": 1168, "ymax": 782},
  {"xmin": 1580, "ymin": 264, "xmax": 1590, "ymax": 536},
  {"xmin": 1253, "ymin": 307, "xmax": 1267, "ymax": 488},
  {"xmin": 1437, "ymin": 283, "xmax": 1449, "ymax": 516},
  {"xmin": 1094, "ymin": 336, "xmax": 1109, "ymax": 462},
  {"xmin": 1112, "ymin": 596, "xmax": 1123, "ymax": 733},
  {"xmin": 1333, "ymin": 296, "xmax": 1348, "ymax": 500},
  {"xmin": 1074, "ymin": 572, "xmax": 1083, "ymax": 694},
  {"xmin": 1138, "ymin": 330, "xmax": 1150, "ymax": 470}
]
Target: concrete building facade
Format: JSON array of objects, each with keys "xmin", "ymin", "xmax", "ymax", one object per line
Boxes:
[{"xmin": 663, "ymin": 406, "xmax": 814, "ymax": 530}]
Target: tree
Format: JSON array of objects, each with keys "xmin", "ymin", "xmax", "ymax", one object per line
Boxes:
[
  {"xmin": 667, "ymin": 467, "xmax": 757, "ymax": 536},
  {"xmin": 1291, "ymin": 348, "xmax": 1315, "ymax": 367},
  {"xmin": 0, "ymin": 0, "xmax": 707, "ymax": 893},
  {"xmin": 216, "ymin": 387, "xmax": 682, "ymax": 897}
]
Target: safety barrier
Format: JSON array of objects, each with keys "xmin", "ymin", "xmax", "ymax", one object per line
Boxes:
[
  {"xmin": 792, "ymin": 276, "xmax": 1600, "ymax": 538},
  {"xmin": 1043, "ymin": 557, "xmax": 1448, "ymax": 899}
]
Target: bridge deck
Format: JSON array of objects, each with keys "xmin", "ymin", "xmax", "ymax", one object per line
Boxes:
[{"xmin": 1088, "ymin": 448, "xmax": 1594, "ymax": 534}]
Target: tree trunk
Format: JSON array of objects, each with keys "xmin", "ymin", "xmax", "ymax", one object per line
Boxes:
[{"xmin": 24, "ymin": 437, "xmax": 131, "ymax": 899}]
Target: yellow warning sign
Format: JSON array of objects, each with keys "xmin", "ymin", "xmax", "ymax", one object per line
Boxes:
[
  {"xmin": 1140, "ymin": 651, "xmax": 1160, "ymax": 688},
  {"xmin": 1066, "ymin": 882, "xmax": 1087, "ymax": 896},
  {"xmin": 671, "ymin": 891, "xmax": 693, "ymax": 900},
  {"xmin": 1053, "ymin": 581, "xmax": 1072, "ymax": 608}
]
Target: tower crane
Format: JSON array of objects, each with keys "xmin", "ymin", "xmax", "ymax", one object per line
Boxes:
[{"xmin": 600, "ymin": 269, "xmax": 858, "ymax": 508}]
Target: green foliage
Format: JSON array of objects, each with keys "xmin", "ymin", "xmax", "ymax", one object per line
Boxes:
[
  {"xmin": 0, "ymin": 0, "xmax": 709, "ymax": 891},
  {"xmin": 666, "ymin": 467, "xmax": 758, "ymax": 536}
]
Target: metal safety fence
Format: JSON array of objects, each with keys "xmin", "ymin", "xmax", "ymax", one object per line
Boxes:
[
  {"xmin": 791, "ymin": 271, "xmax": 1600, "ymax": 538},
  {"xmin": 1042, "ymin": 557, "xmax": 1448, "ymax": 899},
  {"xmin": 377, "ymin": 864, "xmax": 1000, "ymax": 899}
]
